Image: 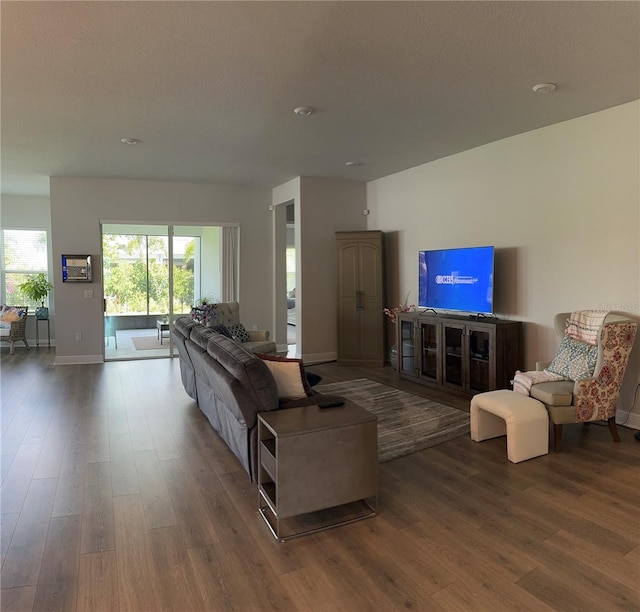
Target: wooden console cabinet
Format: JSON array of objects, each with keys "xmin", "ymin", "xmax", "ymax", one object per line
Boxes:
[
  {"xmin": 397, "ymin": 313, "xmax": 522, "ymax": 396},
  {"xmin": 258, "ymin": 402, "xmax": 378, "ymax": 541}
]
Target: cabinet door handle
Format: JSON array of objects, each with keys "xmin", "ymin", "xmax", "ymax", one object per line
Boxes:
[{"xmin": 356, "ymin": 290, "xmax": 364, "ymax": 310}]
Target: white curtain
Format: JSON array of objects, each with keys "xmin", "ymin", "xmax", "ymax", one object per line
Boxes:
[{"xmin": 221, "ymin": 226, "xmax": 238, "ymax": 302}]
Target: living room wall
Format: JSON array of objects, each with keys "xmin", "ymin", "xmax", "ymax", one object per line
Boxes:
[
  {"xmin": 271, "ymin": 176, "xmax": 367, "ymax": 362},
  {"xmin": 298, "ymin": 177, "xmax": 367, "ymax": 362},
  {"xmin": 49, "ymin": 177, "xmax": 272, "ymax": 363},
  {"xmin": 366, "ymin": 100, "xmax": 640, "ymax": 424}
]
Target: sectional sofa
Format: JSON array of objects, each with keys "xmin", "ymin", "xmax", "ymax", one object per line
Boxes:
[{"xmin": 173, "ymin": 318, "xmax": 338, "ymax": 480}]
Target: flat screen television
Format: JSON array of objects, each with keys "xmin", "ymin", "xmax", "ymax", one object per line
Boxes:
[{"xmin": 418, "ymin": 246, "xmax": 494, "ymax": 315}]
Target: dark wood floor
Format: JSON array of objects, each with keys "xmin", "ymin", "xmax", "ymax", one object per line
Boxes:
[{"xmin": 1, "ymin": 348, "xmax": 639, "ymax": 611}]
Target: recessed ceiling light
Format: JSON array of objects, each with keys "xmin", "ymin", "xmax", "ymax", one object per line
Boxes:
[
  {"xmin": 345, "ymin": 161, "xmax": 363, "ymax": 167},
  {"xmin": 120, "ymin": 137, "xmax": 141, "ymax": 145},
  {"xmin": 532, "ymin": 83, "xmax": 557, "ymax": 94},
  {"xmin": 293, "ymin": 106, "xmax": 314, "ymax": 116}
]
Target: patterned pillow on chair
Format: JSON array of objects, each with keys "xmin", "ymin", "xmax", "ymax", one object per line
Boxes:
[
  {"xmin": 228, "ymin": 323, "xmax": 250, "ymax": 343},
  {"xmin": 546, "ymin": 336, "xmax": 598, "ymax": 381}
]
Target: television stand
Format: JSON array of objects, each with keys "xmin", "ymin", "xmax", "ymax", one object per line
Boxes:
[
  {"xmin": 419, "ymin": 308, "xmax": 438, "ymax": 316},
  {"xmin": 468, "ymin": 313, "xmax": 498, "ymax": 321},
  {"xmin": 396, "ymin": 312, "xmax": 523, "ymax": 397}
]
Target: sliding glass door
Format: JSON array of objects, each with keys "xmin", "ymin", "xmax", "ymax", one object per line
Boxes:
[{"xmin": 102, "ymin": 223, "xmax": 233, "ymax": 361}]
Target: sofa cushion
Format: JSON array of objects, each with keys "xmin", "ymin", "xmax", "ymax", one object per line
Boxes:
[
  {"xmin": 206, "ymin": 335, "xmax": 279, "ymax": 413},
  {"xmin": 190, "ymin": 347, "xmax": 258, "ymax": 429},
  {"xmin": 175, "ymin": 316, "xmax": 199, "ymax": 336},
  {"xmin": 172, "ymin": 318, "xmax": 199, "ymax": 401},
  {"xmin": 190, "ymin": 326, "xmax": 218, "ymax": 350},
  {"xmin": 210, "ymin": 323, "xmax": 232, "ymax": 338},
  {"xmin": 257, "ymin": 354, "xmax": 312, "ymax": 401},
  {"xmin": 529, "ymin": 380, "xmax": 575, "ymax": 406},
  {"xmin": 546, "ymin": 335, "xmax": 598, "ymax": 381}
]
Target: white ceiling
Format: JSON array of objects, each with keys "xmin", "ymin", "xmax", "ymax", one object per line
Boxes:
[{"xmin": 2, "ymin": 1, "xmax": 639, "ymax": 197}]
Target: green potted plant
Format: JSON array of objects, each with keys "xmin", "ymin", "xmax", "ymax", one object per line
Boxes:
[{"xmin": 18, "ymin": 273, "xmax": 53, "ymax": 319}]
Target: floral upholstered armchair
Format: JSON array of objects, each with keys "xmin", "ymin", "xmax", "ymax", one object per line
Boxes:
[{"xmin": 526, "ymin": 311, "xmax": 637, "ymax": 451}]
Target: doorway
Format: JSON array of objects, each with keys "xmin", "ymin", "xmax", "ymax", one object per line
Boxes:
[
  {"xmin": 101, "ymin": 223, "xmax": 234, "ymax": 360},
  {"xmin": 285, "ymin": 203, "xmax": 296, "ymax": 351}
]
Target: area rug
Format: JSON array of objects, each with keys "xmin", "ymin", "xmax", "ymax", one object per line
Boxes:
[
  {"xmin": 315, "ymin": 378, "xmax": 470, "ymax": 462},
  {"xmin": 131, "ymin": 336, "xmax": 166, "ymax": 350}
]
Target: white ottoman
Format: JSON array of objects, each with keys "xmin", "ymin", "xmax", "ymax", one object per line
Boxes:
[{"xmin": 470, "ymin": 390, "xmax": 549, "ymax": 463}]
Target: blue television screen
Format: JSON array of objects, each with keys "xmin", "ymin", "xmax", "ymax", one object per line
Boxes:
[{"xmin": 418, "ymin": 246, "xmax": 494, "ymax": 314}]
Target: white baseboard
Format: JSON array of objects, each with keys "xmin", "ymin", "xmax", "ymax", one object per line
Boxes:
[
  {"xmin": 274, "ymin": 346, "xmax": 337, "ymax": 365},
  {"xmin": 617, "ymin": 410, "xmax": 640, "ymax": 431},
  {"xmin": 54, "ymin": 354, "xmax": 104, "ymax": 365},
  {"xmin": 23, "ymin": 337, "xmax": 56, "ymax": 347},
  {"xmin": 300, "ymin": 352, "xmax": 337, "ymax": 365},
  {"xmin": 30, "ymin": 341, "xmax": 56, "ymax": 348}
]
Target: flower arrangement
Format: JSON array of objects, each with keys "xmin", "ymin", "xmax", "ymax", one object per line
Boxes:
[
  {"xmin": 383, "ymin": 299, "xmax": 414, "ymax": 323},
  {"xmin": 190, "ymin": 302, "xmax": 218, "ymax": 326}
]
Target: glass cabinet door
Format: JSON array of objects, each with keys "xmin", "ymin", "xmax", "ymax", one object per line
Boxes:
[
  {"xmin": 468, "ymin": 328, "xmax": 492, "ymax": 393},
  {"xmin": 419, "ymin": 322, "xmax": 439, "ymax": 383},
  {"xmin": 443, "ymin": 324, "xmax": 464, "ymax": 389},
  {"xmin": 399, "ymin": 319, "xmax": 417, "ymax": 376}
]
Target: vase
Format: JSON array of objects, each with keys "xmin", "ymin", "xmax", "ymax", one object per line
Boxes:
[{"xmin": 35, "ymin": 306, "xmax": 49, "ymax": 320}]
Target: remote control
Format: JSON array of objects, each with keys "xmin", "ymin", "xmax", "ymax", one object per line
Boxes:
[{"xmin": 318, "ymin": 400, "xmax": 345, "ymax": 409}]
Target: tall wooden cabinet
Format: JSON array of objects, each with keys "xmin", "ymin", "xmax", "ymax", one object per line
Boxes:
[
  {"xmin": 336, "ymin": 231, "xmax": 384, "ymax": 366},
  {"xmin": 397, "ymin": 312, "xmax": 522, "ymax": 396}
]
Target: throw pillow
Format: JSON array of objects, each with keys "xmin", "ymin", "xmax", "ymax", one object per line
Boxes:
[
  {"xmin": 0, "ymin": 307, "xmax": 22, "ymax": 323},
  {"xmin": 228, "ymin": 323, "xmax": 250, "ymax": 343},
  {"xmin": 546, "ymin": 335, "xmax": 599, "ymax": 381},
  {"xmin": 210, "ymin": 323, "xmax": 232, "ymax": 338},
  {"xmin": 257, "ymin": 354, "xmax": 313, "ymax": 400},
  {"xmin": 305, "ymin": 370, "xmax": 322, "ymax": 388}
]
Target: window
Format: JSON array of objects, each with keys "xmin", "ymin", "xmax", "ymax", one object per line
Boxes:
[
  {"xmin": 1, "ymin": 229, "xmax": 49, "ymax": 308},
  {"xmin": 102, "ymin": 232, "xmax": 198, "ymax": 315}
]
